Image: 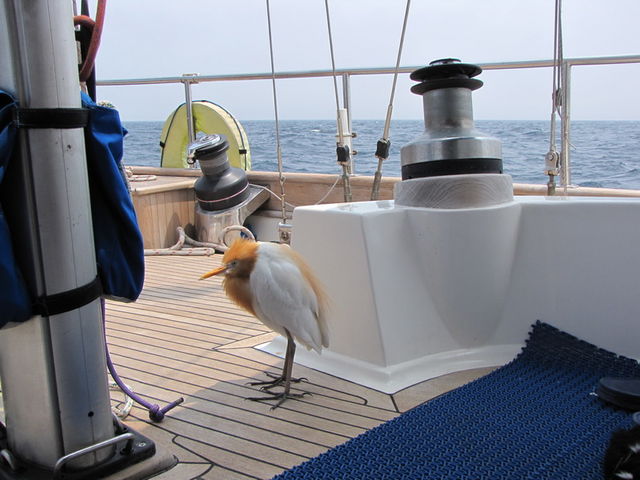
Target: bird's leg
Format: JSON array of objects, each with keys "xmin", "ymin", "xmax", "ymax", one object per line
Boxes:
[
  {"xmin": 247, "ymin": 333, "xmax": 307, "ymax": 390},
  {"xmin": 248, "ymin": 330, "xmax": 310, "ymax": 409}
]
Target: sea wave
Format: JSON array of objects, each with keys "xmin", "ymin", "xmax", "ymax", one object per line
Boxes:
[{"xmin": 121, "ymin": 119, "xmax": 640, "ymax": 190}]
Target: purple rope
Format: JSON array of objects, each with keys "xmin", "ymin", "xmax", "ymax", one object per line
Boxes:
[{"xmin": 101, "ymin": 299, "xmax": 183, "ymax": 422}]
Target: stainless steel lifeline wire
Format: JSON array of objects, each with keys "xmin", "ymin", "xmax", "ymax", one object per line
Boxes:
[
  {"xmin": 371, "ymin": 0, "xmax": 411, "ymax": 200},
  {"xmin": 545, "ymin": 0, "xmax": 564, "ymax": 195},
  {"xmin": 265, "ymin": 0, "xmax": 291, "ymax": 243},
  {"xmin": 324, "ymin": 0, "xmax": 352, "ymax": 202}
]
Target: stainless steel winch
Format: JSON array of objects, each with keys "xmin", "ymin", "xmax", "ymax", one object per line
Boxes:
[
  {"xmin": 396, "ymin": 58, "xmax": 512, "ymax": 208},
  {"xmin": 190, "ymin": 134, "xmax": 268, "ymax": 245},
  {"xmin": 400, "ymin": 58, "xmax": 503, "ymax": 179}
]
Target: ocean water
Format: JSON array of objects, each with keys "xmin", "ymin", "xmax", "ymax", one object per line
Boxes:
[{"xmin": 121, "ymin": 119, "xmax": 640, "ymax": 190}]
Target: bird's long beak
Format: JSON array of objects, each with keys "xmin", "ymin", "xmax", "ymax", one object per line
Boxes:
[{"xmin": 199, "ymin": 265, "xmax": 227, "ymax": 280}]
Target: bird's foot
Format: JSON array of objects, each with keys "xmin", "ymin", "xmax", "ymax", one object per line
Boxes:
[
  {"xmin": 247, "ymin": 390, "xmax": 310, "ymax": 410},
  {"xmin": 247, "ymin": 371, "xmax": 308, "ymax": 391}
]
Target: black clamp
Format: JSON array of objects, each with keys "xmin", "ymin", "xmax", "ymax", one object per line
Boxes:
[
  {"xmin": 375, "ymin": 139, "xmax": 391, "ymax": 160},
  {"xmin": 14, "ymin": 107, "xmax": 90, "ymax": 129},
  {"xmin": 32, "ymin": 276, "xmax": 102, "ymax": 318},
  {"xmin": 336, "ymin": 144, "xmax": 350, "ymax": 164}
]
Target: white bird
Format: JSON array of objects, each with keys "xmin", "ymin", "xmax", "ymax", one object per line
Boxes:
[{"xmin": 200, "ymin": 238, "xmax": 329, "ymax": 409}]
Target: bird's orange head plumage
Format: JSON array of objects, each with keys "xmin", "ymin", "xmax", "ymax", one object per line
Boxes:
[
  {"xmin": 200, "ymin": 238, "xmax": 259, "ymax": 280},
  {"xmin": 200, "ymin": 238, "xmax": 330, "ymax": 351},
  {"xmin": 200, "ymin": 238, "xmax": 260, "ymax": 316},
  {"xmin": 221, "ymin": 238, "xmax": 259, "ymax": 278}
]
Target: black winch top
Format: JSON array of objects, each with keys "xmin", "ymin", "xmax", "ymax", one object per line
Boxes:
[
  {"xmin": 191, "ymin": 134, "xmax": 250, "ymax": 211},
  {"xmin": 189, "ymin": 134, "xmax": 229, "ymax": 162},
  {"xmin": 410, "ymin": 58, "xmax": 483, "ymax": 95}
]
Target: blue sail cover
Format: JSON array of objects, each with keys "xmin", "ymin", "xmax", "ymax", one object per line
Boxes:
[
  {"xmin": 82, "ymin": 92, "xmax": 144, "ymax": 302},
  {"xmin": 0, "ymin": 90, "xmax": 144, "ymax": 327},
  {"xmin": 0, "ymin": 91, "xmax": 31, "ymax": 327}
]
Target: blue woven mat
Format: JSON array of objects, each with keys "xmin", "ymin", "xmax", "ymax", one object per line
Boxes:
[{"xmin": 273, "ymin": 321, "xmax": 640, "ymax": 480}]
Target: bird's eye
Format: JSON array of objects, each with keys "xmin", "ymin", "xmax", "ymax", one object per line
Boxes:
[{"xmin": 228, "ymin": 260, "xmax": 238, "ymax": 269}]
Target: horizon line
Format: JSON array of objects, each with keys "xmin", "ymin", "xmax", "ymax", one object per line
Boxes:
[{"xmin": 118, "ymin": 118, "xmax": 640, "ymax": 123}]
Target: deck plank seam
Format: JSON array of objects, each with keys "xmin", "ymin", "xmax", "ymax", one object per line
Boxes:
[
  {"xmin": 108, "ymin": 343, "xmax": 397, "ymax": 417},
  {"xmin": 123, "ymin": 407, "xmax": 318, "ymax": 468},
  {"xmin": 106, "ymin": 334, "xmax": 282, "ymax": 374},
  {"xmin": 166, "ymin": 435, "xmax": 218, "ymax": 479},
  {"xmin": 220, "ymin": 348, "xmax": 396, "ymax": 411},
  {"xmin": 124, "ymin": 412, "xmax": 272, "ymax": 479},
  {"xmin": 106, "ymin": 311, "xmax": 259, "ymax": 339},
  {"xmin": 107, "ymin": 302, "xmax": 267, "ymax": 331},
  {"xmin": 107, "ymin": 315, "xmax": 267, "ymax": 340},
  {"xmin": 109, "ymin": 361, "xmax": 395, "ymax": 430},
  {"xmin": 106, "ymin": 321, "xmax": 240, "ymax": 346},
  {"xmin": 108, "ymin": 314, "xmax": 267, "ymax": 336},
  {"xmin": 171, "ymin": 436, "xmax": 258, "ymax": 480}
]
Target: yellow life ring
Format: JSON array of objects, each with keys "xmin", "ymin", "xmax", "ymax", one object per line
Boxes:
[{"xmin": 159, "ymin": 100, "xmax": 251, "ymax": 170}]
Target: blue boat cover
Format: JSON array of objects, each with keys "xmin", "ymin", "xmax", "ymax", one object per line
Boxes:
[
  {"xmin": 0, "ymin": 90, "xmax": 144, "ymax": 327},
  {"xmin": 82, "ymin": 92, "xmax": 144, "ymax": 302},
  {"xmin": 0, "ymin": 91, "xmax": 31, "ymax": 327},
  {"xmin": 273, "ymin": 321, "xmax": 640, "ymax": 480}
]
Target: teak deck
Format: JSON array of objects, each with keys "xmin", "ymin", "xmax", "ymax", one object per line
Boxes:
[
  {"xmin": 0, "ymin": 254, "xmax": 492, "ymax": 479},
  {"xmin": 104, "ymin": 254, "xmax": 494, "ymax": 479}
]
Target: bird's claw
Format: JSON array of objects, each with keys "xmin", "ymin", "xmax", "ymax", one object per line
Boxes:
[
  {"xmin": 259, "ymin": 377, "xmax": 308, "ymax": 393},
  {"xmin": 247, "ymin": 372, "xmax": 308, "ymax": 389},
  {"xmin": 247, "ymin": 391, "xmax": 311, "ymax": 410},
  {"xmin": 247, "ymin": 375, "xmax": 284, "ymax": 389}
]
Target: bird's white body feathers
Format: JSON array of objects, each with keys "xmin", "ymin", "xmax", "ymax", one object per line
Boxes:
[
  {"xmin": 200, "ymin": 238, "xmax": 329, "ymax": 407},
  {"xmin": 249, "ymin": 242, "xmax": 329, "ymax": 353}
]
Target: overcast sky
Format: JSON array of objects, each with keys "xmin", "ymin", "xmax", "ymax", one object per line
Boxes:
[{"xmin": 95, "ymin": 0, "xmax": 640, "ymax": 122}]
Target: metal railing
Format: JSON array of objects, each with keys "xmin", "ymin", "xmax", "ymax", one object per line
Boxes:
[{"xmin": 98, "ymin": 54, "xmax": 640, "ymax": 184}]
